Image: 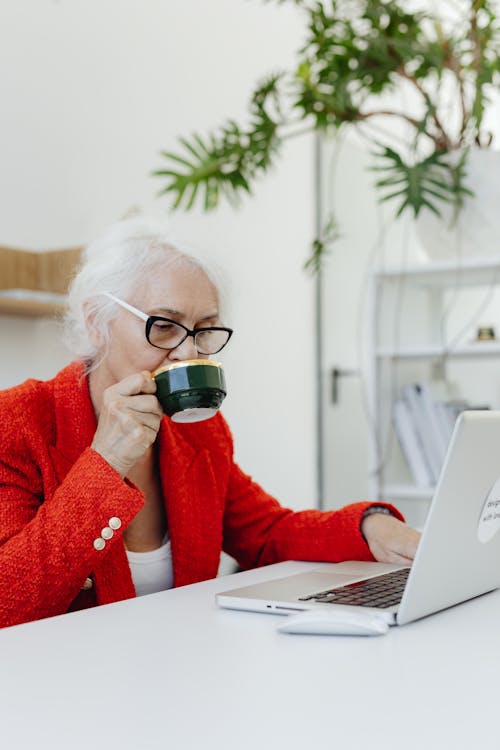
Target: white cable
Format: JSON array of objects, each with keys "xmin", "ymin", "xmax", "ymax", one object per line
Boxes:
[{"xmin": 356, "ymin": 212, "xmax": 413, "ymax": 484}]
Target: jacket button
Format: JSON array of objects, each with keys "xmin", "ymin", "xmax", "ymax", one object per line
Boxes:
[
  {"xmin": 109, "ymin": 517, "xmax": 122, "ymax": 530},
  {"xmin": 101, "ymin": 526, "xmax": 114, "ymax": 540},
  {"xmin": 93, "ymin": 538, "xmax": 106, "ymax": 551}
]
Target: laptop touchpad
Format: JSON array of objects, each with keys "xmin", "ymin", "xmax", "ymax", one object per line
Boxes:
[{"xmin": 222, "ymin": 572, "xmax": 361, "ymax": 602}]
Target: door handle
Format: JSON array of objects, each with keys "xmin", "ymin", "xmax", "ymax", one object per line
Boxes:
[{"xmin": 330, "ymin": 367, "xmax": 361, "ymax": 405}]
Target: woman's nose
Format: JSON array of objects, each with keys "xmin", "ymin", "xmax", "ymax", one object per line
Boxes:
[{"xmin": 167, "ymin": 334, "xmax": 199, "ymax": 361}]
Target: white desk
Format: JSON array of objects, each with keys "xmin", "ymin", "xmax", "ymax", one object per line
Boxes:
[{"xmin": 0, "ymin": 560, "xmax": 498, "ymax": 750}]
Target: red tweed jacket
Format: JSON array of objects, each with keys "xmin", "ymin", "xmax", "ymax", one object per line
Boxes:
[{"xmin": 0, "ymin": 362, "xmax": 402, "ymax": 628}]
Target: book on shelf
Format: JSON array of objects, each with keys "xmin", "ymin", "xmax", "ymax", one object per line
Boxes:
[
  {"xmin": 400, "ymin": 384, "xmax": 443, "ymax": 484},
  {"xmin": 434, "ymin": 399, "xmax": 469, "ymax": 446},
  {"xmin": 392, "ymin": 398, "xmax": 434, "ymax": 488},
  {"xmin": 393, "ymin": 384, "xmax": 489, "ymax": 488}
]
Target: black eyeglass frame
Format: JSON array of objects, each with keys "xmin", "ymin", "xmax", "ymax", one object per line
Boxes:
[{"xmin": 145, "ymin": 316, "xmax": 233, "ymax": 355}]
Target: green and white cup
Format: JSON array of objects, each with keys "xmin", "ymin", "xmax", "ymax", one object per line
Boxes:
[{"xmin": 153, "ymin": 359, "xmax": 227, "ymax": 423}]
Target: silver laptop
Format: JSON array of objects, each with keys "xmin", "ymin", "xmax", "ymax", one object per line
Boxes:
[{"xmin": 217, "ymin": 411, "xmax": 500, "ymax": 626}]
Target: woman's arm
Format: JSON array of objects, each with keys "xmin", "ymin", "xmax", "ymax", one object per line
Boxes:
[
  {"xmin": 0, "ymin": 446, "xmax": 144, "ymax": 628},
  {"xmin": 222, "ymin": 461, "xmax": 408, "ymax": 570}
]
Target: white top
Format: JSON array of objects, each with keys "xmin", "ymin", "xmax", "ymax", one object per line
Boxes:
[{"xmin": 125, "ymin": 536, "xmax": 174, "ymax": 596}]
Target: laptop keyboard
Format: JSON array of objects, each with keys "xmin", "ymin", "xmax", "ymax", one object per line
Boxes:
[{"xmin": 298, "ymin": 567, "xmax": 411, "ymax": 609}]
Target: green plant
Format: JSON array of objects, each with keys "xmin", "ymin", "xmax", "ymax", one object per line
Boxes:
[{"xmin": 154, "ymin": 0, "xmax": 500, "ymax": 268}]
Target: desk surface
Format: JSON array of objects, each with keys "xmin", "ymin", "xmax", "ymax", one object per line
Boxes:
[{"xmin": 0, "ymin": 560, "xmax": 498, "ymax": 750}]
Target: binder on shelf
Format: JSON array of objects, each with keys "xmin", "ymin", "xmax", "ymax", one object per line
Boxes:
[
  {"xmin": 400, "ymin": 384, "xmax": 442, "ymax": 484},
  {"xmin": 415, "ymin": 383, "xmax": 449, "ymax": 464},
  {"xmin": 392, "ymin": 398, "xmax": 434, "ymax": 488},
  {"xmin": 434, "ymin": 401, "xmax": 455, "ymax": 446},
  {"xmin": 435, "ymin": 399, "xmax": 468, "ymax": 445}
]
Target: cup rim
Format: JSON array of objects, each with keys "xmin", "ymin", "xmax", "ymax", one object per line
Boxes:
[{"xmin": 153, "ymin": 359, "xmax": 223, "ymax": 378}]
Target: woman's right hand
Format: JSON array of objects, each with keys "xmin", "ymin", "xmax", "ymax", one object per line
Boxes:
[{"xmin": 91, "ymin": 371, "xmax": 163, "ymax": 477}]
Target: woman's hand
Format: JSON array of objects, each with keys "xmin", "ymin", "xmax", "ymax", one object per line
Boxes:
[
  {"xmin": 91, "ymin": 371, "xmax": 162, "ymax": 477},
  {"xmin": 361, "ymin": 513, "xmax": 421, "ymax": 564}
]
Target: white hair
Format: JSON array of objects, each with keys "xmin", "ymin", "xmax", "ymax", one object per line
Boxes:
[{"xmin": 62, "ymin": 216, "xmax": 226, "ymax": 370}]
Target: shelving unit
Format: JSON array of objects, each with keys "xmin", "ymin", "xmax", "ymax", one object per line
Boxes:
[
  {"xmin": 376, "ymin": 341, "xmax": 500, "ymax": 359},
  {"xmin": 368, "ymin": 255, "xmax": 500, "ymax": 526},
  {"xmin": 0, "ymin": 245, "xmax": 81, "ymax": 317}
]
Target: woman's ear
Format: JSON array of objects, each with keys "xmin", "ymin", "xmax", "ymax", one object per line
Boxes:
[{"xmin": 83, "ymin": 301, "xmax": 106, "ymax": 350}]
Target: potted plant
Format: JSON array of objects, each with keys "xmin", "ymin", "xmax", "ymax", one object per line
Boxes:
[{"xmin": 154, "ymin": 0, "xmax": 500, "ymax": 268}]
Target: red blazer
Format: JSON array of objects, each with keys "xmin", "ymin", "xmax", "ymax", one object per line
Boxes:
[{"xmin": 0, "ymin": 362, "xmax": 402, "ymax": 628}]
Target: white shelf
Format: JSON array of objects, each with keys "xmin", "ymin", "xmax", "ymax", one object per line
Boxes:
[
  {"xmin": 374, "ymin": 256, "xmax": 500, "ymax": 287},
  {"xmin": 369, "ymin": 255, "xmax": 500, "ymax": 528},
  {"xmin": 376, "ymin": 342, "xmax": 500, "ymax": 359},
  {"xmin": 379, "ymin": 484, "xmax": 434, "ymax": 501}
]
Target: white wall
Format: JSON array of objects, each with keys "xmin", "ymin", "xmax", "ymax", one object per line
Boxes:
[{"xmin": 0, "ymin": 1, "xmax": 317, "ymax": 509}]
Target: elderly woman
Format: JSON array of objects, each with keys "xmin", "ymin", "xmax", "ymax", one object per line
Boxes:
[{"xmin": 0, "ymin": 219, "xmax": 419, "ymax": 628}]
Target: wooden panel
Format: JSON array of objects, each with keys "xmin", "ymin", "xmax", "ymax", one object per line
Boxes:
[
  {"xmin": 0, "ymin": 247, "xmax": 38, "ymax": 290},
  {"xmin": 36, "ymin": 247, "xmax": 82, "ymax": 293},
  {"xmin": 0, "ymin": 246, "xmax": 82, "ymax": 316}
]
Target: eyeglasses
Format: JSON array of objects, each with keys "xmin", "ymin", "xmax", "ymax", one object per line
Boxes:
[{"xmin": 104, "ymin": 293, "xmax": 233, "ymax": 355}]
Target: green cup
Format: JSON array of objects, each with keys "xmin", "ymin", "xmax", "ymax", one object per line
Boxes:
[{"xmin": 153, "ymin": 359, "xmax": 227, "ymax": 423}]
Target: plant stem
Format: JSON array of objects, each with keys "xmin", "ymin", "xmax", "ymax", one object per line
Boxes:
[
  {"xmin": 357, "ymin": 109, "xmax": 437, "ymax": 147},
  {"xmin": 358, "ymin": 109, "xmax": 421, "ymax": 129},
  {"xmin": 354, "ymin": 120, "xmax": 414, "ymax": 150},
  {"xmin": 396, "ymin": 67, "xmax": 452, "ymax": 150}
]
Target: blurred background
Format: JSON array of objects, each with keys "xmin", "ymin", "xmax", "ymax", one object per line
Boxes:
[{"xmin": 1, "ymin": 0, "xmax": 500, "ymax": 530}]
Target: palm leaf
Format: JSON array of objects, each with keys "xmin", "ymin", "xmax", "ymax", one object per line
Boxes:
[
  {"xmin": 370, "ymin": 147, "xmax": 473, "ymax": 218},
  {"xmin": 159, "ymin": 151, "xmax": 196, "ymax": 170}
]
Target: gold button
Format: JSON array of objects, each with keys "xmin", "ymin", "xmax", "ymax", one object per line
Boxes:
[
  {"xmin": 109, "ymin": 517, "xmax": 122, "ymax": 530},
  {"xmin": 101, "ymin": 526, "xmax": 114, "ymax": 540},
  {"xmin": 81, "ymin": 577, "xmax": 93, "ymax": 590},
  {"xmin": 93, "ymin": 537, "xmax": 106, "ymax": 551}
]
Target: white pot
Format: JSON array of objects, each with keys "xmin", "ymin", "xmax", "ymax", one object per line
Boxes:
[{"xmin": 416, "ymin": 147, "xmax": 500, "ymax": 260}]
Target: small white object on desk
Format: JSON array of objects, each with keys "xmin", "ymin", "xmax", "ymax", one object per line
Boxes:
[{"xmin": 276, "ymin": 608, "xmax": 390, "ymax": 636}]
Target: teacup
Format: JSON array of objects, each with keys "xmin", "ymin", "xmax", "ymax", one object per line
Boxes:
[{"xmin": 153, "ymin": 359, "xmax": 227, "ymax": 423}]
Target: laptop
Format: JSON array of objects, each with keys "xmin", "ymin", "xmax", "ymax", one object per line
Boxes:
[{"xmin": 217, "ymin": 411, "xmax": 500, "ymax": 626}]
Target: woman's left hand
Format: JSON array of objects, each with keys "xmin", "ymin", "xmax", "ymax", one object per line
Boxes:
[{"xmin": 361, "ymin": 513, "xmax": 421, "ymax": 564}]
